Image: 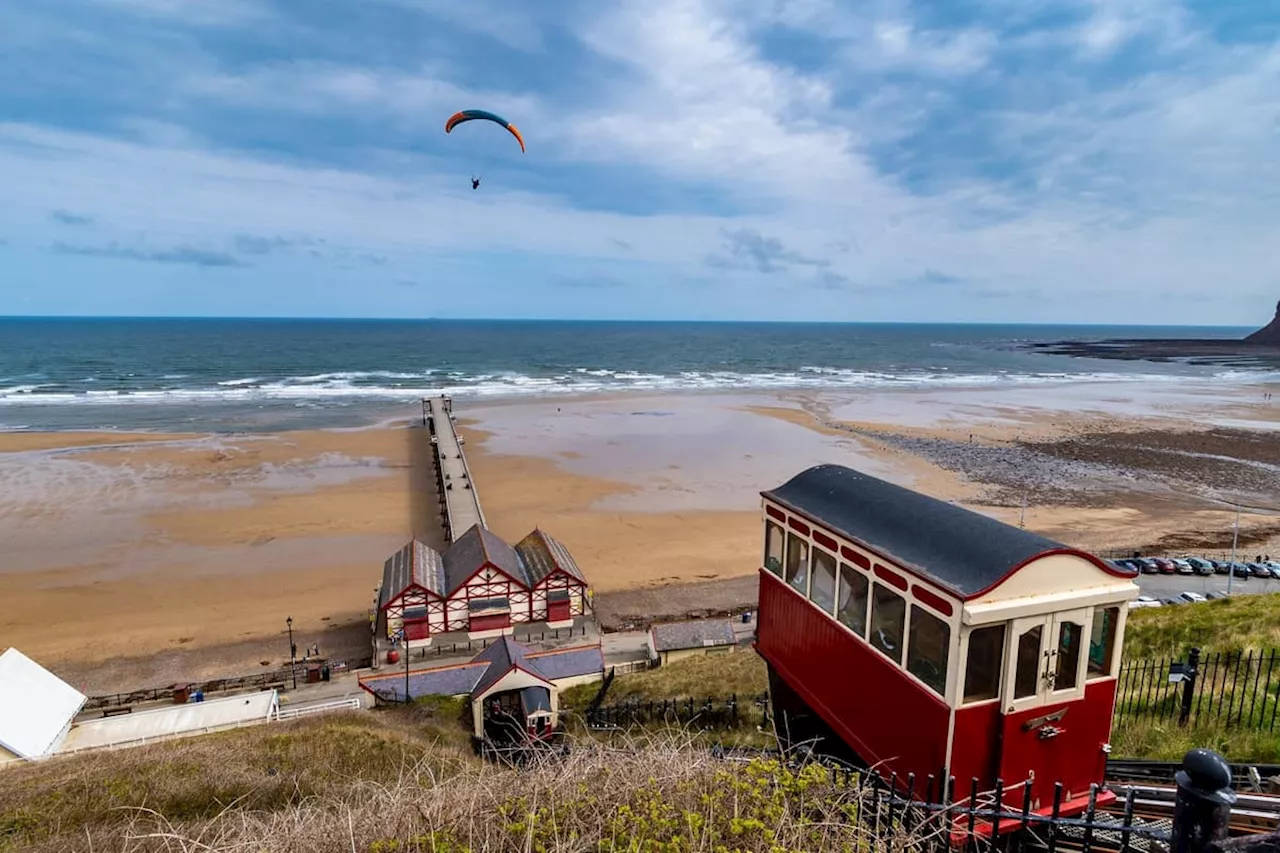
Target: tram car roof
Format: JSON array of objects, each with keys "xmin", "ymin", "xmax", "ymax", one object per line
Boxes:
[{"xmin": 762, "ymin": 464, "xmax": 1137, "ymax": 601}]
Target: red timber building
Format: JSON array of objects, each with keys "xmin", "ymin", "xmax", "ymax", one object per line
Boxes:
[
  {"xmin": 377, "ymin": 524, "xmax": 590, "ymax": 646},
  {"xmin": 755, "ymin": 464, "xmax": 1139, "ymax": 820}
]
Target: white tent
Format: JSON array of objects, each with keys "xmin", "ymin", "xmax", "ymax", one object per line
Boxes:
[{"xmin": 0, "ymin": 648, "xmax": 87, "ymax": 763}]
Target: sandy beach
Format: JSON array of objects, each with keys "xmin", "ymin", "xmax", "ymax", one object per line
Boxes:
[{"xmin": 3, "ymin": 379, "xmax": 1280, "ymax": 694}]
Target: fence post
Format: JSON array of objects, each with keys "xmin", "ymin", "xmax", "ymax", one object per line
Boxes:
[
  {"xmin": 1180, "ymin": 648, "xmax": 1202, "ymax": 727},
  {"xmin": 1172, "ymin": 748, "xmax": 1237, "ymax": 853}
]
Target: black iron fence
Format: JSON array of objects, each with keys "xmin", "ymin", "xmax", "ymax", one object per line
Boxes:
[
  {"xmin": 1116, "ymin": 648, "xmax": 1280, "ymax": 731},
  {"xmin": 583, "ymin": 693, "xmax": 769, "ymax": 730}
]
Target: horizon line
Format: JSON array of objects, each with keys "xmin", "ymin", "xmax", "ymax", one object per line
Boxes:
[{"xmin": 0, "ymin": 314, "xmax": 1259, "ymax": 329}]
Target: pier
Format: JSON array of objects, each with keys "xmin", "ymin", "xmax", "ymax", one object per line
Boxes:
[{"xmin": 421, "ymin": 396, "xmax": 486, "ymax": 542}]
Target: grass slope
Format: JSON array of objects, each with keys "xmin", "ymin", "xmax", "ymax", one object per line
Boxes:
[
  {"xmin": 1124, "ymin": 592, "xmax": 1280, "ymax": 658},
  {"xmin": 2, "ymin": 709, "xmax": 889, "ymax": 853}
]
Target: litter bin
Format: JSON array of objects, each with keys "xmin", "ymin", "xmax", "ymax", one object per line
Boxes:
[
  {"xmin": 306, "ymin": 664, "xmax": 322, "ymax": 684},
  {"xmin": 742, "ymin": 611, "xmax": 752, "ymax": 624},
  {"xmin": 387, "ymin": 649, "xmax": 400, "ymax": 665}
]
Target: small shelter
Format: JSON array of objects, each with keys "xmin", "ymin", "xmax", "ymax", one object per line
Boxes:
[
  {"xmin": 378, "ymin": 540, "xmax": 448, "ymax": 647},
  {"xmin": 0, "ymin": 648, "xmax": 86, "ymax": 765},
  {"xmin": 358, "ymin": 639, "xmax": 604, "ymax": 740},
  {"xmin": 648, "ymin": 619, "xmax": 737, "ymax": 666}
]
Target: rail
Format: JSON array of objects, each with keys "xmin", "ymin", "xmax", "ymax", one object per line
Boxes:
[
  {"xmin": 274, "ymin": 696, "xmax": 362, "ymax": 721},
  {"xmin": 423, "ymin": 395, "xmax": 486, "ymax": 541}
]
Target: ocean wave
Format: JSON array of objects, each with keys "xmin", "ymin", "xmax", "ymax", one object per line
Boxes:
[{"xmin": 0, "ymin": 365, "xmax": 1265, "ymax": 406}]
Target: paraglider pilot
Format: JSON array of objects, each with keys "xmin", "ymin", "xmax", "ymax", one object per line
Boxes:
[{"xmin": 471, "ymin": 176, "xmax": 481, "ymax": 190}]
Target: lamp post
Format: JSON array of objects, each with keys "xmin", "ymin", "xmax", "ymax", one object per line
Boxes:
[
  {"xmin": 1227, "ymin": 505, "xmax": 1241, "ymax": 596},
  {"xmin": 403, "ymin": 633, "xmax": 411, "ymax": 704},
  {"xmin": 286, "ymin": 616, "xmax": 298, "ymax": 690}
]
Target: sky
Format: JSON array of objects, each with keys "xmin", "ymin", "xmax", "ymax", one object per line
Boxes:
[{"xmin": 0, "ymin": 0, "xmax": 1277, "ymax": 324}]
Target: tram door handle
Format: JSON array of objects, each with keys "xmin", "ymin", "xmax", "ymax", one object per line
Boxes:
[{"xmin": 1042, "ymin": 649, "xmax": 1058, "ymax": 690}]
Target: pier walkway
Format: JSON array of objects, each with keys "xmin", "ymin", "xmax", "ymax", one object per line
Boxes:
[{"xmin": 422, "ymin": 396, "xmax": 486, "ymax": 542}]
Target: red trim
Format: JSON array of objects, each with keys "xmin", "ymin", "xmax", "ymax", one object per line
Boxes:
[
  {"xmin": 787, "ymin": 517, "xmax": 810, "ymax": 535},
  {"xmin": 764, "ymin": 497, "xmax": 1129, "ymax": 600},
  {"xmin": 874, "ymin": 563, "xmax": 908, "ymax": 592},
  {"xmin": 813, "ymin": 530, "xmax": 838, "ymax": 551},
  {"xmin": 766, "ymin": 505, "xmax": 786, "ymax": 522},
  {"xmin": 912, "ymin": 585, "xmax": 954, "ymax": 617},
  {"xmin": 841, "ymin": 547, "xmax": 870, "ymax": 570}
]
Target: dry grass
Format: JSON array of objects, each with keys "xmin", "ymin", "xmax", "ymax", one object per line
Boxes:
[
  {"xmin": 0, "ymin": 709, "xmax": 922, "ymax": 853},
  {"xmin": 561, "ymin": 652, "xmax": 768, "ymax": 710}
]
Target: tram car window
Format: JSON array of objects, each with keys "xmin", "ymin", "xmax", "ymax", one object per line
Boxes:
[{"xmin": 754, "ymin": 464, "xmax": 1140, "ymax": 825}]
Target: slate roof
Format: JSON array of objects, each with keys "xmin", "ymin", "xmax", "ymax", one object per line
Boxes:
[
  {"xmin": 527, "ymin": 644, "xmax": 605, "ymax": 681},
  {"xmin": 762, "ymin": 464, "xmax": 1120, "ymax": 599},
  {"xmin": 360, "ymin": 662, "xmax": 487, "ymax": 702},
  {"xmin": 358, "ymin": 641, "xmax": 605, "ymax": 703},
  {"xmin": 443, "ymin": 524, "xmax": 531, "ymax": 593},
  {"xmin": 379, "ymin": 540, "xmax": 446, "ymax": 609},
  {"xmin": 515, "ymin": 529, "xmax": 588, "ymax": 585},
  {"xmin": 650, "ymin": 619, "xmax": 737, "ymax": 653},
  {"xmin": 471, "ymin": 635, "xmax": 551, "ymax": 697}
]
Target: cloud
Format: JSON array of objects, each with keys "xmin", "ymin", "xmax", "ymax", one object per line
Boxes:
[
  {"xmin": 396, "ymin": 278, "xmax": 419, "ymax": 287},
  {"xmin": 709, "ymin": 227, "xmax": 829, "ymax": 274},
  {"xmin": 52, "ymin": 241, "xmax": 248, "ymax": 267},
  {"xmin": 50, "ymin": 209, "xmax": 94, "ymax": 226},
  {"xmin": 233, "ymin": 234, "xmax": 311, "ymax": 255}
]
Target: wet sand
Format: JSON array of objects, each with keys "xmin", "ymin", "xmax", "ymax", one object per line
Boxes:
[{"xmin": 3, "ymin": 380, "xmax": 1279, "ymax": 693}]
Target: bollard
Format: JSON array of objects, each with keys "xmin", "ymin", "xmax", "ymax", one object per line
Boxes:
[{"xmin": 1172, "ymin": 748, "xmax": 1237, "ymax": 853}]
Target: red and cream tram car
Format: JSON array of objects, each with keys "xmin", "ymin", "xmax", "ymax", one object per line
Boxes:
[{"xmin": 754, "ymin": 464, "xmax": 1140, "ymax": 820}]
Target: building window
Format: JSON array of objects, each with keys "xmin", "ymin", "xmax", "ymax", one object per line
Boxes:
[
  {"xmin": 1013, "ymin": 625, "xmax": 1043, "ymax": 700},
  {"xmin": 907, "ymin": 605, "xmax": 950, "ymax": 697},
  {"xmin": 810, "ymin": 548, "xmax": 837, "ymax": 613},
  {"xmin": 962, "ymin": 624, "xmax": 1006, "ymax": 704},
  {"xmin": 785, "ymin": 532, "xmax": 809, "ymax": 595},
  {"xmin": 836, "ymin": 564, "xmax": 867, "ymax": 636},
  {"xmin": 764, "ymin": 521, "xmax": 784, "ymax": 575},
  {"xmin": 1088, "ymin": 606, "xmax": 1119, "ymax": 679},
  {"xmin": 1054, "ymin": 619, "xmax": 1083, "ymax": 691},
  {"xmin": 869, "ymin": 584, "xmax": 906, "ymax": 664}
]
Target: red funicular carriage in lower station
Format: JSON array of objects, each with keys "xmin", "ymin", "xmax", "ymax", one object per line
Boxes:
[{"xmin": 754, "ymin": 464, "xmax": 1141, "ymax": 833}]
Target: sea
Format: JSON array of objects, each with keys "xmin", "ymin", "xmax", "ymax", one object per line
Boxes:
[{"xmin": 0, "ymin": 317, "xmax": 1270, "ymax": 432}]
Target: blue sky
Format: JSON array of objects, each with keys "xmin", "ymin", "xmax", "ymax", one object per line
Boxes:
[{"xmin": 0, "ymin": 0, "xmax": 1277, "ymax": 323}]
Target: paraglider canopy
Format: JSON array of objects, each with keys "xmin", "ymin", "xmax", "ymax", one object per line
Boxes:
[{"xmin": 444, "ymin": 109, "xmax": 526, "ymax": 153}]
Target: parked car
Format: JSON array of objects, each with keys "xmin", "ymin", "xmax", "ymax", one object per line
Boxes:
[
  {"xmin": 1137, "ymin": 558, "xmax": 1161, "ymax": 575},
  {"xmin": 1212, "ymin": 560, "xmax": 1231, "ymax": 574},
  {"xmin": 1158, "ymin": 595, "xmax": 1183, "ymax": 606},
  {"xmin": 1128, "ymin": 595, "xmax": 1161, "ymax": 609},
  {"xmin": 1265, "ymin": 561, "xmax": 1280, "ymax": 574},
  {"xmin": 1227, "ymin": 563, "xmax": 1252, "ymax": 579},
  {"xmin": 1205, "ymin": 591, "xmax": 1229, "ymax": 600},
  {"xmin": 1171, "ymin": 558, "xmax": 1196, "ymax": 575},
  {"xmin": 1248, "ymin": 563, "xmax": 1273, "ymax": 579},
  {"xmin": 1153, "ymin": 558, "xmax": 1177, "ymax": 574},
  {"xmin": 1186, "ymin": 558, "xmax": 1215, "ymax": 576},
  {"xmin": 1178, "ymin": 591, "xmax": 1207, "ymax": 603}
]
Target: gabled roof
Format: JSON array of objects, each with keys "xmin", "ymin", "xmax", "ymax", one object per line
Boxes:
[
  {"xmin": 379, "ymin": 540, "xmax": 446, "ymax": 609},
  {"xmin": 763, "ymin": 464, "xmax": 1133, "ymax": 599},
  {"xmin": 650, "ymin": 619, "xmax": 737, "ymax": 653},
  {"xmin": 515, "ymin": 529, "xmax": 588, "ymax": 585},
  {"xmin": 470, "ymin": 635, "xmax": 551, "ymax": 697},
  {"xmin": 527, "ymin": 644, "xmax": 605, "ymax": 681},
  {"xmin": 0, "ymin": 648, "xmax": 87, "ymax": 760},
  {"xmin": 443, "ymin": 524, "xmax": 531, "ymax": 593}
]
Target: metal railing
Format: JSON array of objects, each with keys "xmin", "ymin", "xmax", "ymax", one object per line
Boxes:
[
  {"xmin": 1116, "ymin": 647, "xmax": 1280, "ymax": 731},
  {"xmin": 274, "ymin": 696, "xmax": 362, "ymax": 721}
]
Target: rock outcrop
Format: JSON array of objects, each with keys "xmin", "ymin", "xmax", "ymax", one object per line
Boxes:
[{"xmin": 1245, "ymin": 300, "xmax": 1280, "ymax": 345}]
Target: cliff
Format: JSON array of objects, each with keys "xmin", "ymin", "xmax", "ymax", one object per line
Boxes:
[{"xmin": 1245, "ymin": 300, "xmax": 1280, "ymax": 345}]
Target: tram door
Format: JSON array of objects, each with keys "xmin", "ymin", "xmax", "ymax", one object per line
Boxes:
[{"xmin": 997, "ymin": 608, "xmax": 1090, "ymax": 807}]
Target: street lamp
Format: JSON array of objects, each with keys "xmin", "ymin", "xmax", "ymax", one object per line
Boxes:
[{"xmin": 286, "ymin": 616, "xmax": 298, "ymax": 690}]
